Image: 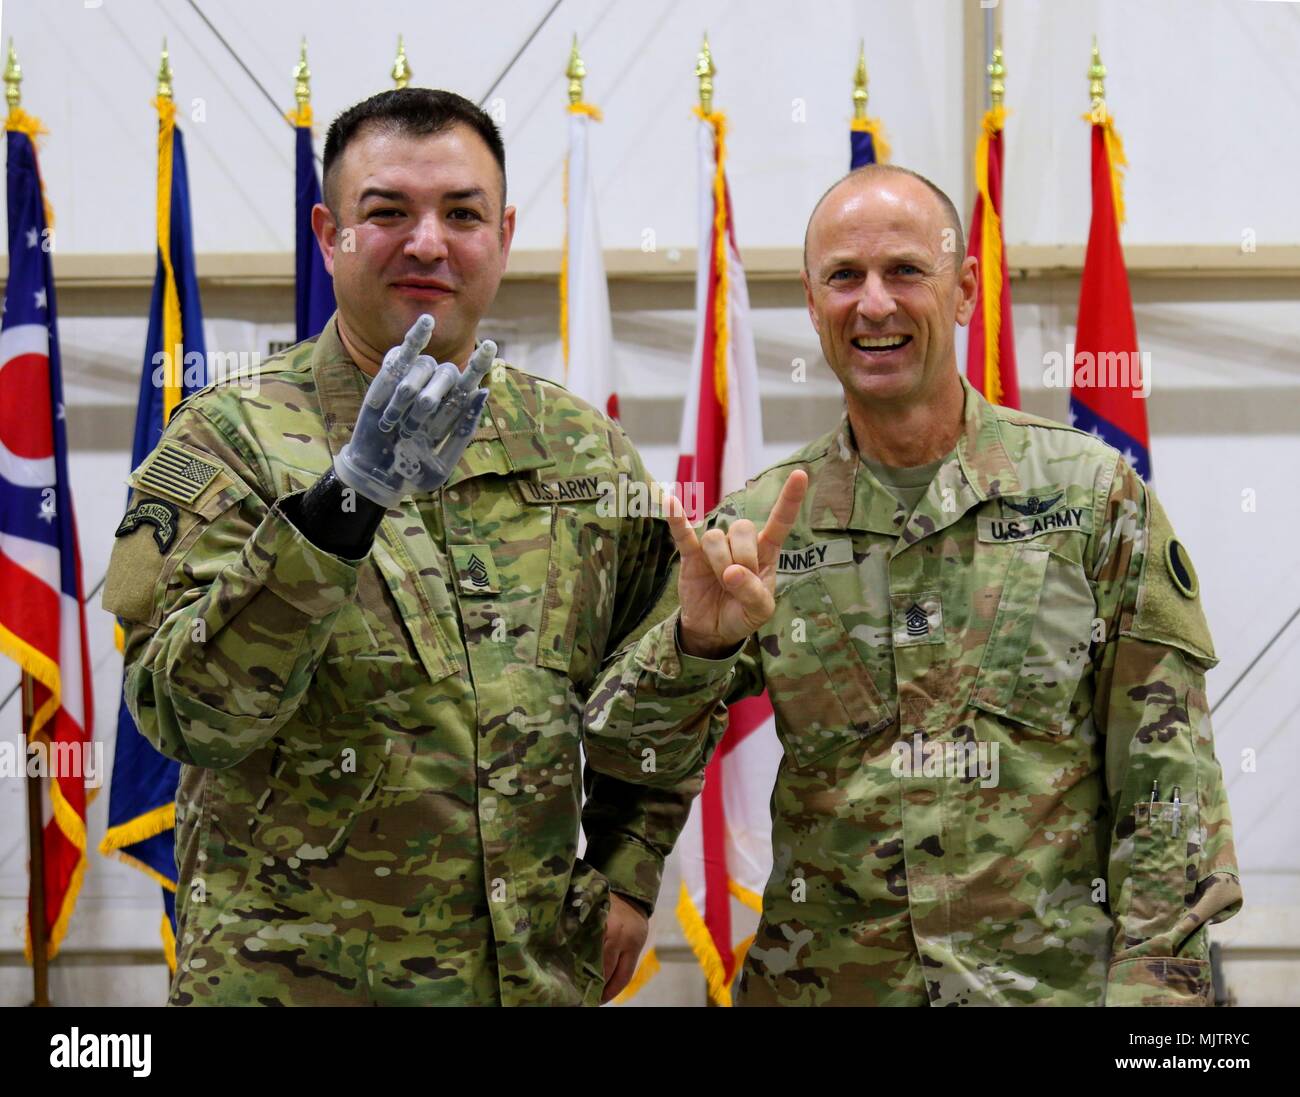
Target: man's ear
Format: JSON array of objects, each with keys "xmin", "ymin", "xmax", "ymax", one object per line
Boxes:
[
  {"xmin": 954, "ymin": 254, "xmax": 979, "ymax": 327},
  {"xmin": 500, "ymin": 204, "xmax": 517, "ymax": 263},
  {"xmin": 801, "ymin": 268, "xmax": 821, "ymax": 336},
  {"xmin": 311, "ymin": 202, "xmax": 338, "ymax": 275}
]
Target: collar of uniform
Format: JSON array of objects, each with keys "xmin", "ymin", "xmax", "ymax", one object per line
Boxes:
[
  {"xmin": 808, "ymin": 415, "xmax": 904, "ymax": 535},
  {"xmin": 310, "ymin": 315, "xmax": 368, "ymax": 461},
  {"xmin": 308, "ymin": 318, "xmax": 555, "ymax": 486},
  {"xmin": 894, "ymin": 375, "xmax": 1023, "ymax": 548},
  {"xmin": 443, "ymin": 361, "xmax": 554, "ymax": 488}
]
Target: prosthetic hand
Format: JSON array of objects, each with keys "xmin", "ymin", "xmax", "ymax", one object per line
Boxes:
[
  {"xmin": 334, "ymin": 314, "xmax": 493, "ymax": 507},
  {"xmin": 283, "ymin": 315, "xmax": 493, "ymax": 560}
]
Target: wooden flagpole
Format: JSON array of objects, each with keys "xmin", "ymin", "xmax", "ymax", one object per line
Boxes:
[{"xmin": 23, "ymin": 672, "xmax": 50, "ymax": 1007}]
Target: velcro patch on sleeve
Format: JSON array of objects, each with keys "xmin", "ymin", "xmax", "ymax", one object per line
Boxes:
[
  {"xmin": 1126, "ymin": 490, "xmax": 1216, "ymax": 666},
  {"xmin": 135, "ymin": 441, "xmax": 221, "ymax": 506}
]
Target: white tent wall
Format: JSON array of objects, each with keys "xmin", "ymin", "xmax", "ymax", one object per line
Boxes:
[{"xmin": 0, "ymin": 0, "xmax": 1296, "ymax": 1006}]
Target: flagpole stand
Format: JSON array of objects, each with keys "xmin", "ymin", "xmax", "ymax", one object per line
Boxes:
[{"xmin": 23, "ymin": 673, "xmax": 51, "ymax": 1007}]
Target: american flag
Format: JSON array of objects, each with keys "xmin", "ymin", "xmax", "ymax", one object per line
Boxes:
[{"xmin": 0, "ymin": 118, "xmax": 94, "ymax": 960}]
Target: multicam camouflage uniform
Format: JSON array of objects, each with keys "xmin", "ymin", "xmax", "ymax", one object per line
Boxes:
[
  {"xmin": 103, "ymin": 318, "xmax": 689, "ymax": 1005},
  {"xmin": 584, "ymin": 376, "xmax": 1241, "ymax": 1006}
]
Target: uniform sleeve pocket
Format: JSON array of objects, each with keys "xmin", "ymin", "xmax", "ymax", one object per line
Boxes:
[{"xmin": 1121, "ymin": 799, "xmax": 1199, "ymax": 947}]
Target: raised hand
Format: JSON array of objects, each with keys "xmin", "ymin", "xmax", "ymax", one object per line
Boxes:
[
  {"xmin": 334, "ymin": 314, "xmax": 494, "ymax": 507},
  {"xmin": 666, "ymin": 469, "xmax": 809, "ymax": 659}
]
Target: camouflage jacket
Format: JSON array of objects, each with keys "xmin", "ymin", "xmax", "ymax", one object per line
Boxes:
[
  {"xmin": 584, "ymin": 377, "xmax": 1241, "ymax": 1006},
  {"xmin": 103, "ymin": 318, "xmax": 690, "ymax": 1005}
]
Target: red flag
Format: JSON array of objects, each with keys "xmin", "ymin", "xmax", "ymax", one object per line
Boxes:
[
  {"xmin": 965, "ymin": 106, "xmax": 1019, "ymax": 407},
  {"xmin": 673, "ymin": 107, "xmax": 778, "ymax": 1007},
  {"xmin": 1069, "ymin": 109, "xmax": 1151, "ymax": 479}
]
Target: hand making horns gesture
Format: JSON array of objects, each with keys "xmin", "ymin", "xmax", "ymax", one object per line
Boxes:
[{"xmin": 664, "ymin": 469, "xmax": 809, "ymax": 659}]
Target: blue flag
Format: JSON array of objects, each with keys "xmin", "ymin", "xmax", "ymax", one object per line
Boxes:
[
  {"xmin": 100, "ymin": 99, "xmax": 208, "ymax": 968},
  {"xmin": 850, "ymin": 126, "xmax": 879, "ymax": 169},
  {"xmin": 296, "ymin": 124, "xmax": 335, "ymax": 340}
]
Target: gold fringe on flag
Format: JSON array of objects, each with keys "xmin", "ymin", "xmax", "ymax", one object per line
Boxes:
[
  {"xmin": 693, "ymin": 106, "xmax": 730, "ymax": 418},
  {"xmin": 4, "ymin": 106, "xmax": 55, "ymax": 228},
  {"xmin": 1083, "ymin": 107, "xmax": 1128, "ymax": 226},
  {"xmin": 154, "ymin": 96, "xmax": 185, "ymax": 424},
  {"xmin": 677, "ymin": 880, "xmax": 735, "ymax": 1006},
  {"xmin": 974, "ymin": 105, "xmax": 1008, "ymax": 405}
]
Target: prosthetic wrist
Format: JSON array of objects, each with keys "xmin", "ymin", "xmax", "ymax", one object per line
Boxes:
[{"xmin": 281, "ymin": 467, "xmax": 386, "ymax": 561}]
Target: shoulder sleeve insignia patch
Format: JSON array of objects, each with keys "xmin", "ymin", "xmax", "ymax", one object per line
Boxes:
[
  {"xmin": 135, "ymin": 442, "xmax": 221, "ymax": 506},
  {"xmin": 115, "ymin": 498, "xmax": 180, "ymax": 553},
  {"xmin": 1166, "ymin": 537, "xmax": 1199, "ymax": 599}
]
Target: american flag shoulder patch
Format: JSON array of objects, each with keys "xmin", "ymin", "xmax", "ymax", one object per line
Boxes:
[{"xmin": 135, "ymin": 441, "xmax": 221, "ymax": 506}]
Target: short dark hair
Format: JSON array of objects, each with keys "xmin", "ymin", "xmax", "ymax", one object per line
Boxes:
[
  {"xmin": 322, "ymin": 87, "xmax": 506, "ymax": 215},
  {"xmin": 803, "ymin": 163, "xmax": 965, "ymax": 271}
]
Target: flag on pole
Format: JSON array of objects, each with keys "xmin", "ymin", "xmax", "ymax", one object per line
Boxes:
[
  {"xmin": 0, "ymin": 105, "xmax": 95, "ymax": 961},
  {"xmin": 289, "ymin": 45, "xmax": 334, "ymax": 342},
  {"xmin": 559, "ymin": 53, "xmax": 618, "ymax": 420},
  {"xmin": 673, "ymin": 87, "xmax": 780, "ymax": 1007},
  {"xmin": 98, "ymin": 84, "xmax": 209, "ymax": 969},
  {"xmin": 849, "ymin": 42, "xmax": 890, "ymax": 170},
  {"xmin": 965, "ymin": 46, "xmax": 1019, "ymax": 408},
  {"xmin": 1069, "ymin": 48, "xmax": 1149, "ymax": 480}
]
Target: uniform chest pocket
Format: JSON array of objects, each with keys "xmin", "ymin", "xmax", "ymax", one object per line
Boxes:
[
  {"xmin": 308, "ymin": 561, "xmax": 433, "ymax": 719},
  {"xmin": 970, "ymin": 541, "xmax": 1096, "ymax": 735},
  {"xmin": 536, "ymin": 507, "xmax": 618, "ymax": 689},
  {"xmin": 276, "ymin": 467, "xmax": 441, "ymax": 719},
  {"xmin": 761, "ymin": 573, "xmax": 893, "ymax": 767}
]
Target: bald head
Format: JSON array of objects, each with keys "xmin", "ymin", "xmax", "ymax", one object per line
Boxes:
[{"xmin": 803, "ymin": 164, "xmax": 965, "ymax": 272}]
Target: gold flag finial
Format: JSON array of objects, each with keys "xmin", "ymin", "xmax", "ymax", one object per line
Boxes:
[
  {"xmin": 4, "ymin": 39, "xmax": 21, "ymax": 112},
  {"xmin": 1087, "ymin": 37, "xmax": 1107, "ymax": 113},
  {"xmin": 293, "ymin": 38, "xmax": 311, "ymax": 109},
  {"xmin": 695, "ymin": 32, "xmax": 715, "ymax": 114},
  {"xmin": 566, "ymin": 34, "xmax": 586, "ymax": 105},
  {"xmin": 157, "ymin": 38, "xmax": 174, "ymax": 101},
  {"xmin": 988, "ymin": 37, "xmax": 1006, "ymax": 109},
  {"xmin": 852, "ymin": 40, "xmax": 868, "ymax": 121},
  {"xmin": 392, "ymin": 35, "xmax": 412, "ymax": 89}
]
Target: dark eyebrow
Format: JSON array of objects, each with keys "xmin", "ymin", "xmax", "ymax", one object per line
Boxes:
[
  {"xmin": 357, "ymin": 187, "xmax": 409, "ymax": 205},
  {"xmin": 443, "ymin": 187, "xmax": 489, "ymax": 204}
]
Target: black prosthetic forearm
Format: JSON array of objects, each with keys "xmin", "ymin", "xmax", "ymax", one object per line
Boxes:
[{"xmin": 280, "ymin": 467, "xmax": 387, "ymax": 560}]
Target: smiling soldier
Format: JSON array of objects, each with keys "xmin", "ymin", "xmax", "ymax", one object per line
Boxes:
[
  {"xmin": 103, "ymin": 88, "xmax": 694, "ymax": 1005},
  {"xmin": 582, "ymin": 163, "xmax": 1241, "ymax": 1006}
]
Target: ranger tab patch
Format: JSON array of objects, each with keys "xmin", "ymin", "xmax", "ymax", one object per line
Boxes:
[
  {"xmin": 115, "ymin": 498, "xmax": 180, "ymax": 553},
  {"xmin": 777, "ymin": 538, "xmax": 854, "ymax": 575},
  {"xmin": 518, "ymin": 475, "xmax": 606, "ymax": 504},
  {"xmin": 136, "ymin": 442, "xmax": 220, "ymax": 506}
]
